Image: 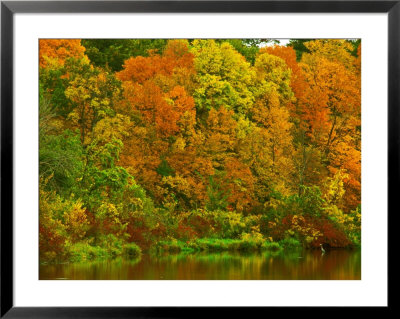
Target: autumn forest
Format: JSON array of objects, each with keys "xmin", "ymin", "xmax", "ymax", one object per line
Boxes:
[{"xmin": 39, "ymin": 39, "xmax": 361, "ymax": 266}]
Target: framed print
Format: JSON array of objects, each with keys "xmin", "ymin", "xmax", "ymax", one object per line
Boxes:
[{"xmin": 1, "ymin": 0, "xmax": 395, "ymax": 316}]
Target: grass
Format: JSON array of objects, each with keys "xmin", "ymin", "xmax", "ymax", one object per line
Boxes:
[
  {"xmin": 261, "ymin": 241, "xmax": 282, "ymax": 251},
  {"xmin": 152, "ymin": 237, "xmax": 302, "ymax": 254},
  {"xmin": 67, "ymin": 243, "xmax": 110, "ymax": 262},
  {"xmin": 67, "ymin": 242, "xmax": 142, "ymax": 262},
  {"xmin": 53, "ymin": 236, "xmax": 302, "ymax": 263}
]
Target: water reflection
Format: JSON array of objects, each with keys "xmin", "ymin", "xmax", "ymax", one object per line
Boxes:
[{"xmin": 39, "ymin": 249, "xmax": 361, "ymax": 280}]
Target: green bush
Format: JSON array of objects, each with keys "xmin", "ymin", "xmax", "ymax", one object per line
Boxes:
[
  {"xmin": 195, "ymin": 238, "xmax": 240, "ymax": 251},
  {"xmin": 122, "ymin": 242, "xmax": 142, "ymax": 258},
  {"xmin": 154, "ymin": 240, "xmax": 183, "ymax": 253},
  {"xmin": 238, "ymin": 239, "xmax": 260, "ymax": 251},
  {"xmin": 279, "ymin": 238, "xmax": 302, "ymax": 249},
  {"xmin": 261, "ymin": 241, "xmax": 282, "ymax": 252},
  {"xmin": 67, "ymin": 243, "xmax": 109, "ymax": 262}
]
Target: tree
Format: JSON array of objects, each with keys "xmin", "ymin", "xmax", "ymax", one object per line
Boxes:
[
  {"xmin": 82, "ymin": 39, "xmax": 168, "ymax": 72},
  {"xmin": 40, "ymin": 39, "xmax": 86, "ymax": 68},
  {"xmin": 64, "ymin": 58, "xmax": 122, "ymax": 146},
  {"xmin": 288, "ymin": 39, "xmax": 312, "ymax": 61},
  {"xmin": 116, "ymin": 40, "xmax": 201, "ymax": 204},
  {"xmin": 39, "ymin": 96, "xmax": 84, "ymax": 195},
  {"xmin": 259, "ymin": 45, "xmax": 307, "ymax": 111},
  {"xmin": 191, "ymin": 39, "xmax": 256, "ymax": 117},
  {"xmin": 297, "ymin": 40, "xmax": 361, "ymax": 211},
  {"xmin": 248, "ymin": 52, "xmax": 296, "ymax": 197}
]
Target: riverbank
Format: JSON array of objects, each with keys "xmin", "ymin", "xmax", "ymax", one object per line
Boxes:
[
  {"xmin": 152, "ymin": 237, "xmax": 302, "ymax": 254},
  {"xmin": 43, "ymin": 236, "xmax": 356, "ymax": 265}
]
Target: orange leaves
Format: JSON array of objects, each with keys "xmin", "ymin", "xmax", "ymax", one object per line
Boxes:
[
  {"xmin": 294, "ymin": 40, "xmax": 361, "ymax": 211},
  {"xmin": 260, "ymin": 41, "xmax": 361, "ymax": 211},
  {"xmin": 298, "ymin": 41, "xmax": 361, "ymax": 149},
  {"xmin": 118, "ymin": 55, "xmax": 167, "ymax": 83},
  {"xmin": 117, "ymin": 40, "xmax": 195, "ymax": 139},
  {"xmin": 328, "ymin": 140, "xmax": 361, "ymax": 211},
  {"xmin": 39, "ymin": 39, "xmax": 86, "ymax": 68},
  {"xmin": 261, "ymin": 45, "xmax": 307, "ymax": 103},
  {"xmin": 120, "ymin": 82, "xmax": 195, "ymax": 138},
  {"xmin": 166, "ymin": 86, "xmax": 195, "ymax": 114},
  {"xmin": 260, "ymin": 45, "xmax": 299, "ymax": 76},
  {"xmin": 115, "ymin": 41, "xmax": 200, "ymax": 207},
  {"xmin": 61, "ymin": 39, "xmax": 361, "ymax": 214},
  {"xmin": 117, "ymin": 40, "xmax": 194, "ymax": 86},
  {"xmin": 163, "ymin": 39, "xmax": 195, "ymax": 71},
  {"xmin": 224, "ymin": 157, "xmax": 256, "ymax": 212},
  {"xmin": 203, "ymin": 107, "xmax": 238, "ymax": 169},
  {"xmin": 38, "ymin": 38, "xmax": 364, "ymax": 260},
  {"xmin": 160, "ymin": 86, "xmax": 196, "ymax": 137}
]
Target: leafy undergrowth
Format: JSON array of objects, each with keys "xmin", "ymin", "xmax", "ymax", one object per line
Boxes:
[
  {"xmin": 151, "ymin": 237, "xmax": 301, "ymax": 254},
  {"xmin": 62, "ymin": 241, "xmax": 142, "ymax": 263}
]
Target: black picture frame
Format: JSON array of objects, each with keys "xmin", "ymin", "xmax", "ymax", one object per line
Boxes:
[{"xmin": 1, "ymin": 0, "xmax": 395, "ymax": 317}]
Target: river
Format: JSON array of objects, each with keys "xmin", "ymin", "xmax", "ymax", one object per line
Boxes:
[{"xmin": 39, "ymin": 248, "xmax": 360, "ymax": 280}]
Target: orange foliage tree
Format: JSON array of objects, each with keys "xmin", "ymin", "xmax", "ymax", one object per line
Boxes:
[{"xmin": 39, "ymin": 39, "xmax": 86, "ymax": 68}]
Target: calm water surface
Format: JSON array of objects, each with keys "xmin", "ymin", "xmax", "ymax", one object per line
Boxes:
[{"xmin": 39, "ymin": 249, "xmax": 361, "ymax": 280}]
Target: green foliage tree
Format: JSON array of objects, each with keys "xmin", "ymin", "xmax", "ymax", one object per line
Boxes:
[
  {"xmin": 205, "ymin": 175, "xmax": 230, "ymax": 211},
  {"xmin": 82, "ymin": 39, "xmax": 168, "ymax": 72}
]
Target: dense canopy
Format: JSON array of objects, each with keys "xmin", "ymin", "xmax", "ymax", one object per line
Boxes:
[{"xmin": 39, "ymin": 39, "xmax": 361, "ymax": 263}]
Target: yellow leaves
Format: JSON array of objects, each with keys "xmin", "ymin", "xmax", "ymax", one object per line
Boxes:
[
  {"xmin": 63, "ymin": 63, "xmax": 123, "ymax": 146},
  {"xmin": 299, "ymin": 41, "xmax": 360, "ymax": 149},
  {"xmin": 322, "ymin": 169, "xmax": 349, "ymax": 206},
  {"xmin": 191, "ymin": 40, "xmax": 223, "ymax": 74},
  {"xmin": 192, "ymin": 39, "xmax": 255, "ymax": 114},
  {"xmin": 254, "ymin": 52, "xmax": 294, "ymax": 104},
  {"xmin": 206, "ymin": 107, "xmax": 237, "ymax": 135},
  {"xmin": 63, "ymin": 200, "xmax": 89, "ymax": 241},
  {"xmin": 226, "ymin": 211, "xmax": 246, "ymax": 229},
  {"xmin": 163, "ymin": 175, "xmax": 190, "ymax": 195},
  {"xmin": 38, "ymin": 39, "xmax": 363, "ymax": 261},
  {"xmin": 288, "ymin": 215, "xmax": 322, "ymax": 243},
  {"xmin": 161, "ymin": 174, "xmax": 203, "ymax": 209},
  {"xmin": 172, "ymin": 137, "xmax": 186, "ymax": 151},
  {"xmin": 241, "ymin": 226, "xmax": 265, "ymax": 245},
  {"xmin": 304, "ymin": 39, "xmax": 355, "ymax": 70},
  {"xmin": 291, "ymin": 40, "xmax": 361, "ymax": 211},
  {"xmin": 98, "ymin": 202, "xmax": 121, "ymax": 225},
  {"xmin": 305, "ymin": 236, "xmax": 314, "ymax": 244},
  {"xmin": 236, "ymin": 115, "xmax": 255, "ymax": 141},
  {"xmin": 255, "ymin": 52, "xmax": 288, "ymax": 79},
  {"xmin": 67, "ymin": 111, "xmax": 80, "ymax": 125},
  {"xmin": 93, "ymin": 114, "xmax": 131, "ymax": 144},
  {"xmin": 287, "ymin": 229, "xmax": 295, "ymax": 236},
  {"xmin": 260, "ymin": 45, "xmax": 306, "ymax": 101}
]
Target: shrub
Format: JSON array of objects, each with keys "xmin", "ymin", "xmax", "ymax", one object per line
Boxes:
[
  {"xmin": 154, "ymin": 240, "xmax": 183, "ymax": 253},
  {"xmin": 209, "ymin": 210, "xmax": 247, "ymax": 238},
  {"xmin": 279, "ymin": 237, "xmax": 302, "ymax": 249},
  {"xmin": 261, "ymin": 241, "xmax": 282, "ymax": 252},
  {"xmin": 122, "ymin": 242, "xmax": 142, "ymax": 258},
  {"xmin": 67, "ymin": 243, "xmax": 108, "ymax": 262}
]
